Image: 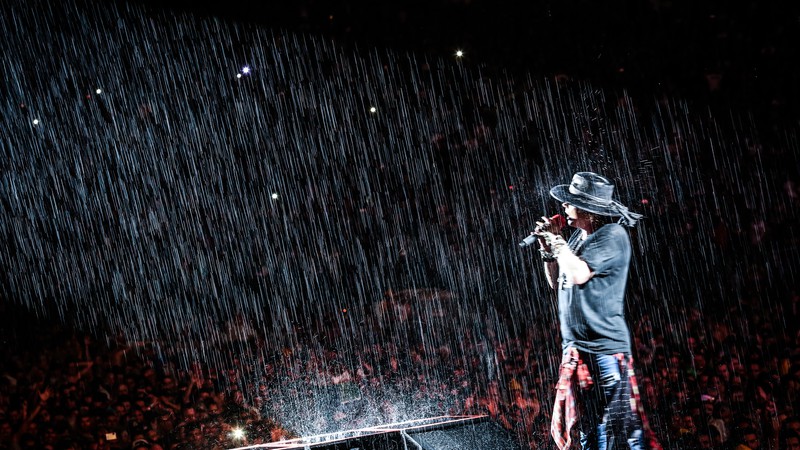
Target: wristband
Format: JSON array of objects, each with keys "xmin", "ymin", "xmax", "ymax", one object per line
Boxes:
[{"xmin": 539, "ymin": 248, "xmax": 556, "ymax": 262}]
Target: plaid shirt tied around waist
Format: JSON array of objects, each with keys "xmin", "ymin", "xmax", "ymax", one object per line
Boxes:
[{"xmin": 550, "ymin": 347, "xmax": 656, "ymax": 450}]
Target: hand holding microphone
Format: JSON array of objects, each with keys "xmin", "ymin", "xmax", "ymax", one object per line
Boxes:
[
  {"xmin": 518, "ymin": 214, "xmax": 566, "ymax": 247},
  {"xmin": 534, "ymin": 214, "xmax": 566, "ymax": 235}
]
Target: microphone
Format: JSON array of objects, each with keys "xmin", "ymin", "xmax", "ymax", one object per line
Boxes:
[{"xmin": 518, "ymin": 214, "xmax": 566, "ymax": 247}]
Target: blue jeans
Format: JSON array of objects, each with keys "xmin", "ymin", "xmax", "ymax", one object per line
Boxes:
[{"xmin": 575, "ymin": 353, "xmax": 644, "ymax": 450}]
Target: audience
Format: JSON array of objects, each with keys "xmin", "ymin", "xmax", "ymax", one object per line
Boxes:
[{"xmin": 1, "ymin": 198, "xmax": 798, "ymax": 450}]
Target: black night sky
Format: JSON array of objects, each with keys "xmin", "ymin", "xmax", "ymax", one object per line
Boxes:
[{"xmin": 133, "ymin": 0, "xmax": 800, "ymax": 121}]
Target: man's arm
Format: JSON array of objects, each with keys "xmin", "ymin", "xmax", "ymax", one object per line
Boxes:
[
  {"xmin": 555, "ymin": 249, "xmax": 593, "ymax": 285},
  {"xmin": 543, "ymin": 260, "xmax": 559, "ymax": 289},
  {"xmin": 533, "ymin": 215, "xmax": 565, "ymax": 290},
  {"xmin": 538, "ymin": 232, "xmax": 594, "ymax": 285}
]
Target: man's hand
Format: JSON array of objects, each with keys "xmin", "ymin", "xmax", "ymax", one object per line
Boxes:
[
  {"xmin": 533, "ymin": 216, "xmax": 565, "ymax": 255},
  {"xmin": 534, "ymin": 215, "xmax": 564, "ymax": 235},
  {"xmin": 536, "ymin": 231, "xmax": 568, "ymax": 257},
  {"xmin": 38, "ymin": 387, "xmax": 52, "ymax": 403}
]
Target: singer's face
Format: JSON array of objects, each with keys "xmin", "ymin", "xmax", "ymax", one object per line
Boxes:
[
  {"xmin": 563, "ymin": 202, "xmax": 591, "ymax": 230},
  {"xmin": 563, "ymin": 202, "xmax": 578, "ymax": 222}
]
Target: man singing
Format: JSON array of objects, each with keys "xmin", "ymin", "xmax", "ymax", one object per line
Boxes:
[{"xmin": 534, "ymin": 172, "xmax": 648, "ymax": 450}]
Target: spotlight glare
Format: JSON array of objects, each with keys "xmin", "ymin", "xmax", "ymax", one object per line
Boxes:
[
  {"xmin": 96, "ymin": 88, "xmax": 102, "ymax": 94},
  {"xmin": 369, "ymin": 106, "xmax": 377, "ymax": 113},
  {"xmin": 231, "ymin": 427, "xmax": 246, "ymax": 440},
  {"xmin": 237, "ymin": 73, "xmax": 242, "ymax": 79},
  {"xmin": 455, "ymin": 50, "xmax": 464, "ymax": 58},
  {"xmin": 271, "ymin": 193, "xmax": 279, "ymax": 200},
  {"xmin": 32, "ymin": 119, "xmax": 40, "ymax": 125},
  {"xmin": 241, "ymin": 66, "xmax": 250, "ymax": 74}
]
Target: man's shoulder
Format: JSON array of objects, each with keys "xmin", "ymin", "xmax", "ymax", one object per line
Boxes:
[
  {"xmin": 600, "ymin": 222, "xmax": 625, "ymax": 232},
  {"xmin": 596, "ymin": 222, "xmax": 628, "ymax": 238},
  {"xmin": 590, "ymin": 223, "xmax": 631, "ymax": 252}
]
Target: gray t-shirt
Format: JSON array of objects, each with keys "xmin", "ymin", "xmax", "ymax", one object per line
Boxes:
[{"xmin": 557, "ymin": 223, "xmax": 632, "ymax": 355}]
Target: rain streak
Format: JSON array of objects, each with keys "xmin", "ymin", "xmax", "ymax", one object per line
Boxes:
[{"xmin": 1, "ymin": 0, "xmax": 798, "ymax": 446}]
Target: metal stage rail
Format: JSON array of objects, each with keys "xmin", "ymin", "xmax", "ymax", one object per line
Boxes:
[{"xmin": 228, "ymin": 415, "xmax": 522, "ymax": 450}]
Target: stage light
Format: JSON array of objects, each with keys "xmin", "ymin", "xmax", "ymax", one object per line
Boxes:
[
  {"xmin": 32, "ymin": 119, "xmax": 40, "ymax": 125},
  {"xmin": 369, "ymin": 106, "xmax": 377, "ymax": 113},
  {"xmin": 96, "ymin": 89, "xmax": 102, "ymax": 94},
  {"xmin": 241, "ymin": 66, "xmax": 250, "ymax": 74},
  {"xmin": 230, "ymin": 427, "xmax": 245, "ymax": 440},
  {"xmin": 236, "ymin": 73, "xmax": 242, "ymax": 79},
  {"xmin": 455, "ymin": 50, "xmax": 464, "ymax": 58},
  {"xmin": 271, "ymin": 193, "xmax": 278, "ymax": 200}
]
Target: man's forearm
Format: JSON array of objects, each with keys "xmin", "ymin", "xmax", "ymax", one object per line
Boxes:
[
  {"xmin": 555, "ymin": 249, "xmax": 592, "ymax": 285},
  {"xmin": 543, "ymin": 261, "xmax": 558, "ymax": 289},
  {"xmin": 538, "ymin": 231, "xmax": 593, "ymax": 285}
]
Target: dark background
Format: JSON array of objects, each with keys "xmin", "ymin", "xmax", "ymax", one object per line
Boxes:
[
  {"xmin": 132, "ymin": 0, "xmax": 800, "ymax": 122},
  {"xmin": 1, "ymin": 1, "xmax": 799, "ymax": 444}
]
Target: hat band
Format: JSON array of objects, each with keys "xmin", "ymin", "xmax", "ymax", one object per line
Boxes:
[{"xmin": 568, "ymin": 185, "xmax": 612, "ymax": 205}]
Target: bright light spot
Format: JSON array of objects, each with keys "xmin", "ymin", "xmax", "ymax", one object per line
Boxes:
[
  {"xmin": 369, "ymin": 106, "xmax": 377, "ymax": 113},
  {"xmin": 455, "ymin": 50, "xmax": 464, "ymax": 58},
  {"xmin": 271, "ymin": 193, "xmax": 279, "ymax": 200},
  {"xmin": 96, "ymin": 88, "xmax": 102, "ymax": 94},
  {"xmin": 241, "ymin": 66, "xmax": 250, "ymax": 74},
  {"xmin": 236, "ymin": 73, "xmax": 242, "ymax": 79},
  {"xmin": 32, "ymin": 119, "xmax": 40, "ymax": 125},
  {"xmin": 231, "ymin": 427, "xmax": 245, "ymax": 440}
]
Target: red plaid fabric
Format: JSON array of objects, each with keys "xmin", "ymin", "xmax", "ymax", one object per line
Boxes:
[
  {"xmin": 551, "ymin": 349, "xmax": 659, "ymax": 450},
  {"xmin": 550, "ymin": 347, "xmax": 584, "ymax": 450},
  {"xmin": 624, "ymin": 355, "xmax": 662, "ymax": 450}
]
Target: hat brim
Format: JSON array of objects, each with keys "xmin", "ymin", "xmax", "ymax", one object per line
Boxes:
[{"xmin": 549, "ymin": 184, "xmax": 621, "ymax": 216}]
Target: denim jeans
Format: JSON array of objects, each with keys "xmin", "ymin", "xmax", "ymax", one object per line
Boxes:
[{"xmin": 575, "ymin": 353, "xmax": 644, "ymax": 450}]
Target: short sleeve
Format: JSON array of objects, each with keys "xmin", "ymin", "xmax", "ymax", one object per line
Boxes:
[{"xmin": 579, "ymin": 224, "xmax": 630, "ymax": 275}]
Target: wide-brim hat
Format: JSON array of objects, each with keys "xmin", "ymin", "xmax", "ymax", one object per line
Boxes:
[{"xmin": 550, "ymin": 172, "xmax": 643, "ymax": 226}]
